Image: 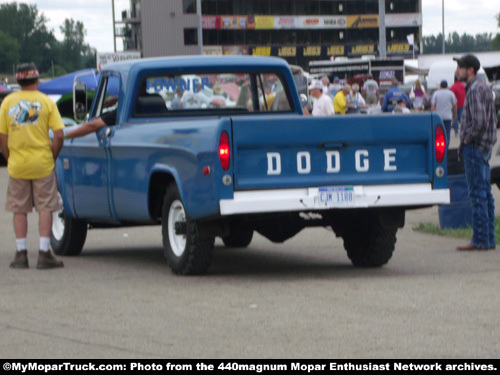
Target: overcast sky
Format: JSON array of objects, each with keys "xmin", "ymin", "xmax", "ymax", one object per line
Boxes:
[{"xmin": 0, "ymin": 0, "xmax": 498, "ymax": 52}]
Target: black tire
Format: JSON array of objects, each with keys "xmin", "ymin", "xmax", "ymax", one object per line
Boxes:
[
  {"xmin": 50, "ymin": 206, "xmax": 88, "ymax": 256},
  {"xmin": 222, "ymin": 226, "xmax": 254, "ymax": 248},
  {"xmin": 341, "ymin": 213, "xmax": 397, "ymax": 267},
  {"xmin": 161, "ymin": 183, "xmax": 214, "ymax": 275}
]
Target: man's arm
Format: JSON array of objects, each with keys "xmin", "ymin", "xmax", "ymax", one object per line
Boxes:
[
  {"xmin": 65, "ymin": 117, "xmax": 107, "ymax": 139},
  {"xmin": 0, "ymin": 133, "xmax": 9, "ymax": 161},
  {"xmin": 52, "ymin": 129, "xmax": 64, "ymax": 161}
]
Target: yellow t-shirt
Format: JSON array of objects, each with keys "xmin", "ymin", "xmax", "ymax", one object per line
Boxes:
[
  {"xmin": 0, "ymin": 90, "xmax": 65, "ymax": 179},
  {"xmin": 333, "ymin": 91, "xmax": 347, "ymax": 114}
]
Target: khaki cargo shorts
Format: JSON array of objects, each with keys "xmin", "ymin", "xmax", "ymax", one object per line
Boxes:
[{"xmin": 5, "ymin": 171, "xmax": 60, "ymax": 213}]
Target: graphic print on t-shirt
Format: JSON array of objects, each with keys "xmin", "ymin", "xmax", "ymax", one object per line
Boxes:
[{"xmin": 7, "ymin": 100, "xmax": 42, "ymax": 125}]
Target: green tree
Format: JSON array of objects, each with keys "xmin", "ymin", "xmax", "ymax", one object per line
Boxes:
[
  {"xmin": 0, "ymin": 2, "xmax": 55, "ymax": 72},
  {"xmin": 0, "ymin": 29, "xmax": 20, "ymax": 72},
  {"xmin": 59, "ymin": 18, "xmax": 95, "ymax": 72},
  {"xmin": 424, "ymin": 32, "xmax": 496, "ymax": 54},
  {"xmin": 492, "ymin": 10, "xmax": 500, "ymax": 50}
]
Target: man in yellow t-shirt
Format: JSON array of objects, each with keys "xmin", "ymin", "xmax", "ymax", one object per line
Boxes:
[
  {"xmin": 334, "ymin": 84, "xmax": 352, "ymax": 115},
  {"xmin": 0, "ymin": 62, "xmax": 65, "ymax": 269}
]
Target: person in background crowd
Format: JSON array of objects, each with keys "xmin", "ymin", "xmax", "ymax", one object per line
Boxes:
[
  {"xmin": 346, "ymin": 83, "xmax": 366, "ymax": 114},
  {"xmin": 362, "ymin": 74, "xmax": 379, "ymax": 105},
  {"xmin": 382, "ymin": 78, "xmax": 411, "ymax": 112},
  {"xmin": 411, "ymin": 79, "xmax": 428, "ymax": 111},
  {"xmin": 321, "ymin": 76, "xmax": 332, "ymax": 96},
  {"xmin": 170, "ymin": 87, "xmax": 184, "ymax": 109},
  {"xmin": 300, "ymin": 93, "xmax": 310, "ymax": 115},
  {"xmin": 334, "ymin": 84, "xmax": 351, "ymax": 115},
  {"xmin": 0, "ymin": 62, "xmax": 65, "ymax": 269},
  {"xmin": 431, "ymin": 80, "xmax": 457, "ymax": 147},
  {"xmin": 308, "ymin": 79, "xmax": 334, "ymax": 117},
  {"xmin": 329, "ymin": 76, "xmax": 342, "ymax": 97},
  {"xmin": 450, "ymin": 77, "xmax": 466, "ymax": 137},
  {"xmin": 454, "ymin": 54, "xmax": 497, "ymax": 251},
  {"xmin": 392, "ymin": 98, "xmax": 411, "ymax": 114}
]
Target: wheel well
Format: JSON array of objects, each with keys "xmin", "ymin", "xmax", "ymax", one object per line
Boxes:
[{"xmin": 149, "ymin": 172, "xmax": 176, "ymax": 220}]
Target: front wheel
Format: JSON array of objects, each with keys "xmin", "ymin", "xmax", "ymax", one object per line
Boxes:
[
  {"xmin": 341, "ymin": 213, "xmax": 397, "ymax": 267},
  {"xmin": 50, "ymin": 202, "xmax": 88, "ymax": 256},
  {"xmin": 161, "ymin": 183, "xmax": 214, "ymax": 275}
]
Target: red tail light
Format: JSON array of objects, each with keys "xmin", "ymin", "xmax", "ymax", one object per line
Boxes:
[
  {"xmin": 219, "ymin": 131, "xmax": 230, "ymax": 170},
  {"xmin": 435, "ymin": 125, "xmax": 446, "ymax": 163}
]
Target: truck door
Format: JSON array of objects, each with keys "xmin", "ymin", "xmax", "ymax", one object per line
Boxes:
[{"xmin": 70, "ymin": 75, "xmax": 118, "ymax": 221}]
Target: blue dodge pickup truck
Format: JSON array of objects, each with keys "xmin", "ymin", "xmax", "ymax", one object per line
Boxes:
[{"xmin": 52, "ymin": 55, "xmax": 450, "ymax": 275}]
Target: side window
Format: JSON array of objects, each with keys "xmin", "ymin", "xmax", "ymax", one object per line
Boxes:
[
  {"xmin": 257, "ymin": 73, "xmax": 292, "ymax": 112},
  {"xmin": 94, "ymin": 75, "xmax": 119, "ymax": 124}
]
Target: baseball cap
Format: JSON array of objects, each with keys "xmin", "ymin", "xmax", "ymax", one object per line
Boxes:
[
  {"xmin": 16, "ymin": 62, "xmax": 39, "ymax": 81},
  {"xmin": 440, "ymin": 80, "xmax": 448, "ymax": 88},
  {"xmin": 453, "ymin": 54, "xmax": 480, "ymax": 71},
  {"xmin": 308, "ymin": 79, "xmax": 323, "ymax": 91}
]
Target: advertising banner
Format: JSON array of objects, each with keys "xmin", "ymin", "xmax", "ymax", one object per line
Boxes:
[
  {"xmin": 297, "ymin": 16, "xmax": 321, "ymax": 29},
  {"xmin": 223, "ymin": 45, "xmax": 249, "ymax": 55},
  {"xmin": 221, "ymin": 16, "xmax": 247, "ymax": 29},
  {"xmin": 385, "ymin": 13, "xmax": 422, "ymax": 27},
  {"xmin": 327, "ymin": 45, "xmax": 345, "ymax": 56},
  {"xmin": 274, "ymin": 16, "xmax": 296, "ymax": 29},
  {"xmin": 322, "ymin": 16, "xmax": 347, "ymax": 29},
  {"xmin": 251, "ymin": 46, "xmax": 272, "ymax": 56},
  {"xmin": 347, "ymin": 15, "xmax": 379, "ymax": 28},
  {"xmin": 387, "ymin": 43, "xmax": 411, "ymax": 54},
  {"xmin": 277, "ymin": 46, "xmax": 297, "ymax": 57},
  {"xmin": 349, "ymin": 44, "xmax": 376, "ymax": 55},
  {"xmin": 202, "ymin": 16, "xmax": 220, "ymax": 29},
  {"xmin": 302, "ymin": 46, "xmax": 322, "ymax": 57},
  {"xmin": 203, "ymin": 46, "xmax": 223, "ymax": 55},
  {"xmin": 96, "ymin": 52, "xmax": 141, "ymax": 70},
  {"xmin": 253, "ymin": 16, "xmax": 274, "ymax": 29}
]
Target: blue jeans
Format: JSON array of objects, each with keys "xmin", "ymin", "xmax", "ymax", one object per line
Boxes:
[
  {"xmin": 453, "ymin": 107, "xmax": 463, "ymax": 135},
  {"xmin": 462, "ymin": 144, "xmax": 495, "ymax": 248},
  {"xmin": 443, "ymin": 120, "xmax": 452, "ymax": 149}
]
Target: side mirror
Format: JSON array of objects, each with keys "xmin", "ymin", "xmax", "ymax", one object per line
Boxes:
[{"xmin": 73, "ymin": 81, "xmax": 88, "ymax": 121}]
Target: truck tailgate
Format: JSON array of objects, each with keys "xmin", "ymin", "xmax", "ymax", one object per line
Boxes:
[{"xmin": 231, "ymin": 114, "xmax": 438, "ymax": 190}]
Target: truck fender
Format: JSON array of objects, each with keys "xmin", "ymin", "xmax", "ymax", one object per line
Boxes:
[{"xmin": 148, "ymin": 164, "xmax": 185, "ymax": 220}]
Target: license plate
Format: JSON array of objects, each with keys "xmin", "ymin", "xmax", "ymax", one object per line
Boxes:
[{"xmin": 317, "ymin": 186, "xmax": 355, "ymax": 207}]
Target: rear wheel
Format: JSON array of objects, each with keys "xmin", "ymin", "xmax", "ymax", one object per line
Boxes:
[
  {"xmin": 341, "ymin": 212, "xmax": 397, "ymax": 267},
  {"xmin": 50, "ymin": 200, "xmax": 87, "ymax": 256},
  {"xmin": 161, "ymin": 183, "xmax": 214, "ymax": 275}
]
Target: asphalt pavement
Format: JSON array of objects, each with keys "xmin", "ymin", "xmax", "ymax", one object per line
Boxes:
[{"xmin": 0, "ymin": 133, "xmax": 499, "ymax": 359}]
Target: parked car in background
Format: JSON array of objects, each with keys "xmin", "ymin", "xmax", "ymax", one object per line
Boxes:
[
  {"xmin": 7, "ymin": 84, "xmax": 21, "ymax": 92},
  {"xmin": 491, "ymin": 80, "xmax": 500, "ymax": 125}
]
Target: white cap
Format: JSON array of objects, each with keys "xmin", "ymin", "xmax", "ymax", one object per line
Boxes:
[{"xmin": 308, "ymin": 79, "xmax": 323, "ymax": 91}]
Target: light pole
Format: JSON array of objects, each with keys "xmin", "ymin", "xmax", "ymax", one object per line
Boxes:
[
  {"xmin": 442, "ymin": 0, "xmax": 445, "ymax": 54},
  {"xmin": 197, "ymin": 0, "xmax": 203, "ymax": 55},
  {"xmin": 379, "ymin": 0, "xmax": 387, "ymax": 59},
  {"xmin": 112, "ymin": 0, "xmax": 117, "ymax": 52}
]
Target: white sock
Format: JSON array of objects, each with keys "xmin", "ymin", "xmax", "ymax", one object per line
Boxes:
[
  {"xmin": 16, "ymin": 238, "xmax": 27, "ymax": 251},
  {"xmin": 40, "ymin": 237, "xmax": 50, "ymax": 252}
]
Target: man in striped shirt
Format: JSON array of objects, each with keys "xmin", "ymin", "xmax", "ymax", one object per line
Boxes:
[{"xmin": 455, "ymin": 54, "xmax": 498, "ymax": 251}]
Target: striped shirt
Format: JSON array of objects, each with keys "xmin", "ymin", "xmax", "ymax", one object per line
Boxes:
[{"xmin": 460, "ymin": 77, "xmax": 497, "ymax": 153}]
